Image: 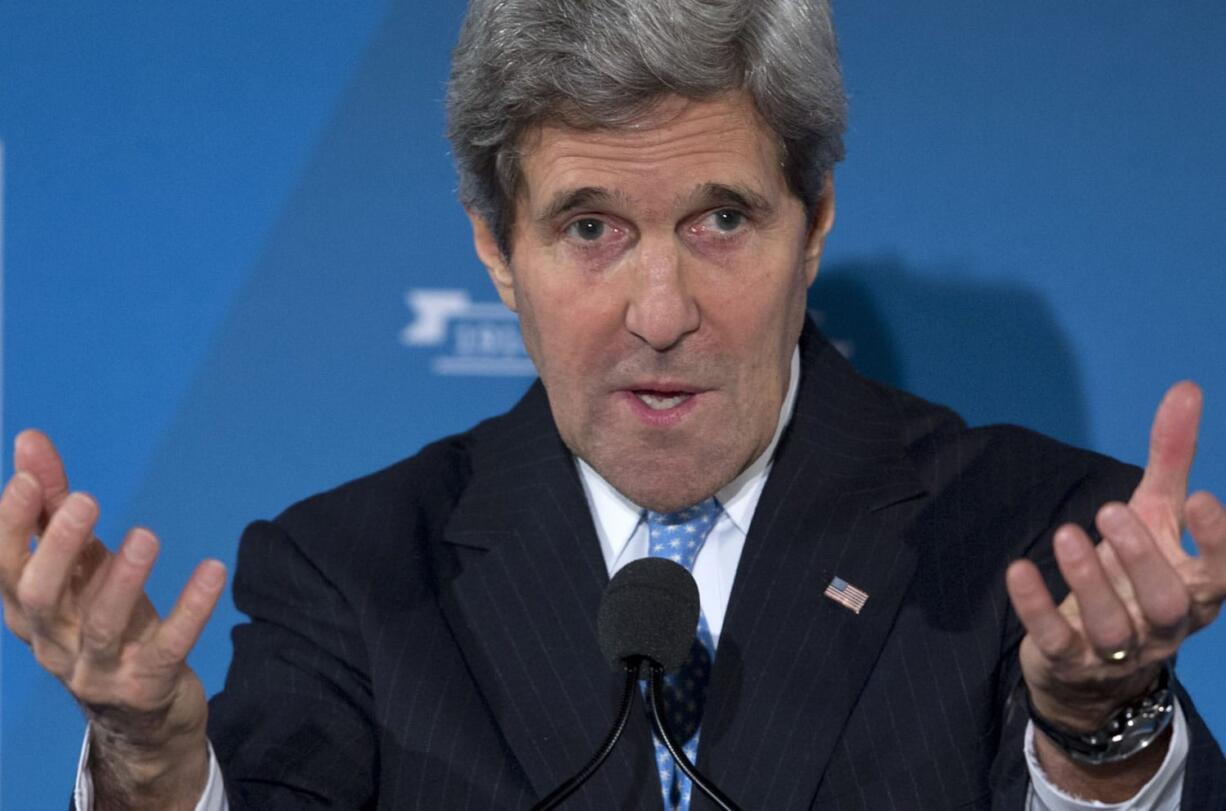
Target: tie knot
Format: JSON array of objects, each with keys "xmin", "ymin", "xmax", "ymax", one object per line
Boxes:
[
  {"xmin": 645, "ymin": 497, "xmax": 721, "ymax": 572},
  {"xmin": 646, "ymin": 497, "xmax": 720, "ymax": 528}
]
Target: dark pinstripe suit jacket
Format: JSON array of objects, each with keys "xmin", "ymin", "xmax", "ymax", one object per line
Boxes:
[{"xmin": 208, "ymin": 321, "xmax": 1226, "ymax": 809}]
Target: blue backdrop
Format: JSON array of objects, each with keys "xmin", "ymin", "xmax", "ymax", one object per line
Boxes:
[{"xmin": 2, "ymin": 2, "xmax": 1224, "ymax": 807}]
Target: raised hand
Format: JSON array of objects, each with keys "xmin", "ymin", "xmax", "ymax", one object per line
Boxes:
[
  {"xmin": 0, "ymin": 430, "xmax": 226, "ymax": 808},
  {"xmin": 1006, "ymin": 382, "xmax": 1226, "ymax": 792}
]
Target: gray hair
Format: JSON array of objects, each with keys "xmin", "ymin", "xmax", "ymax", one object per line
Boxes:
[{"xmin": 446, "ymin": 0, "xmax": 847, "ymax": 255}]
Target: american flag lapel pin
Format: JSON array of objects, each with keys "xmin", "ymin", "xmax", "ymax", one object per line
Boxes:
[{"xmin": 824, "ymin": 576, "xmax": 869, "ymax": 614}]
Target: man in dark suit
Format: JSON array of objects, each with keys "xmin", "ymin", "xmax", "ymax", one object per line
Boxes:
[{"xmin": 2, "ymin": 0, "xmax": 1225, "ymax": 808}]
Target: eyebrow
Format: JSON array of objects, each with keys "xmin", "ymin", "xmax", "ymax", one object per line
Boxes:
[
  {"xmin": 538, "ymin": 186, "xmax": 622, "ymax": 224},
  {"xmin": 686, "ymin": 182, "xmax": 776, "ymax": 218},
  {"xmin": 535, "ymin": 181, "xmax": 777, "ymax": 225}
]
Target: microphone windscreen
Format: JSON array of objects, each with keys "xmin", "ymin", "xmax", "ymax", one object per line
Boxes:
[{"xmin": 597, "ymin": 557, "xmax": 700, "ymax": 673}]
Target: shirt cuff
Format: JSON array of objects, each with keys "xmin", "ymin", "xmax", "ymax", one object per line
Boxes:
[
  {"xmin": 74, "ymin": 724, "xmax": 229, "ymax": 811},
  {"xmin": 1024, "ymin": 699, "xmax": 1188, "ymax": 811}
]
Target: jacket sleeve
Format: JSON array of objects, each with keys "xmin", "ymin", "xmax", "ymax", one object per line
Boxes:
[{"xmin": 206, "ymin": 517, "xmax": 377, "ymax": 809}]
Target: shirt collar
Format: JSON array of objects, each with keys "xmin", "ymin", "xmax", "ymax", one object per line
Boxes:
[{"xmin": 577, "ymin": 346, "xmax": 801, "ymax": 559}]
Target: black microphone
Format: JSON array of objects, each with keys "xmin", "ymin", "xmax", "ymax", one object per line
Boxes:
[
  {"xmin": 531, "ymin": 557, "xmax": 699, "ymax": 810},
  {"xmin": 531, "ymin": 558, "xmax": 743, "ymax": 811},
  {"xmin": 615, "ymin": 560, "xmax": 743, "ymax": 811},
  {"xmin": 597, "ymin": 556, "xmax": 701, "ymax": 674}
]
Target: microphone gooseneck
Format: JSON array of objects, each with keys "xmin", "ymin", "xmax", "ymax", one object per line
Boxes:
[
  {"xmin": 530, "ymin": 660, "xmax": 640, "ymax": 811},
  {"xmin": 532, "ymin": 558, "xmax": 701, "ymax": 810},
  {"xmin": 646, "ymin": 662, "xmax": 744, "ymax": 811},
  {"xmin": 532, "ymin": 558, "xmax": 742, "ymax": 810}
]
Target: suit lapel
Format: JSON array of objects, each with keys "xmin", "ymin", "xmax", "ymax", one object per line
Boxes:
[
  {"xmin": 436, "ymin": 383, "xmax": 660, "ymax": 810},
  {"xmin": 698, "ymin": 325, "xmax": 930, "ymax": 809}
]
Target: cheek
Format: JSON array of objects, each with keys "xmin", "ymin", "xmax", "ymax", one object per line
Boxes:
[
  {"xmin": 512, "ymin": 291, "xmax": 545, "ymax": 369},
  {"xmin": 516, "ymin": 283, "xmax": 612, "ymax": 387},
  {"xmin": 707, "ymin": 265, "xmax": 807, "ymax": 347},
  {"xmin": 702, "ymin": 266, "xmax": 807, "ymax": 410}
]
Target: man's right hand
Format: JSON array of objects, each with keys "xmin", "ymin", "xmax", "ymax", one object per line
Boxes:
[{"xmin": 0, "ymin": 429, "xmax": 226, "ymax": 809}]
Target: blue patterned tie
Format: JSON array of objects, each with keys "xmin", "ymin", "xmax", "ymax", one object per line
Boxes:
[{"xmin": 645, "ymin": 498, "xmax": 721, "ymax": 811}]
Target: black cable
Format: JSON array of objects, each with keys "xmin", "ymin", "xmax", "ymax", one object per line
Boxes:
[
  {"xmin": 646, "ymin": 663, "xmax": 743, "ymax": 811},
  {"xmin": 531, "ymin": 660, "xmax": 640, "ymax": 810}
]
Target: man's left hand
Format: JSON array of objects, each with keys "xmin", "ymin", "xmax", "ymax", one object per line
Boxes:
[{"xmin": 1007, "ymin": 381, "xmax": 1226, "ymax": 742}]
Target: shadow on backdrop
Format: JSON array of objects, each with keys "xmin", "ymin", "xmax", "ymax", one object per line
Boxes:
[{"xmin": 809, "ymin": 257, "xmax": 1090, "ymax": 449}]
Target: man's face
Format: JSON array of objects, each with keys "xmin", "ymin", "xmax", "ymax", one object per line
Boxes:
[{"xmin": 471, "ymin": 92, "xmax": 834, "ymax": 512}]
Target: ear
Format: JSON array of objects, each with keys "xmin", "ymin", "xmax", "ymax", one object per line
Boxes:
[
  {"xmin": 467, "ymin": 209, "xmax": 517, "ymax": 312},
  {"xmin": 802, "ymin": 172, "xmax": 836, "ymax": 287}
]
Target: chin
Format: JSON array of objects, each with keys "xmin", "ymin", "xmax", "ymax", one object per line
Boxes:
[
  {"xmin": 607, "ymin": 459, "xmax": 739, "ymax": 514},
  {"xmin": 635, "ymin": 492, "xmax": 717, "ymax": 514}
]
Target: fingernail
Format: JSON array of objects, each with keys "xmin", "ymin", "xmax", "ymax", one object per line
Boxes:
[
  {"xmin": 62, "ymin": 494, "xmax": 97, "ymax": 526},
  {"xmin": 199, "ymin": 561, "xmax": 225, "ymax": 589},
  {"xmin": 9, "ymin": 471, "xmax": 38, "ymax": 498},
  {"xmin": 123, "ymin": 531, "xmax": 157, "ymax": 564},
  {"xmin": 1055, "ymin": 531, "xmax": 1082, "ymax": 560},
  {"xmin": 1097, "ymin": 503, "xmax": 1126, "ymax": 531}
]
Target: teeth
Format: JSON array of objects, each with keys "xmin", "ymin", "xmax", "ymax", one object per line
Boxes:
[{"xmin": 636, "ymin": 392, "xmax": 689, "ymax": 410}]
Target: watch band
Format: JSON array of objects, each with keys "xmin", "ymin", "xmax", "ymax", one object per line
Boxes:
[{"xmin": 1026, "ymin": 662, "xmax": 1176, "ymax": 766}]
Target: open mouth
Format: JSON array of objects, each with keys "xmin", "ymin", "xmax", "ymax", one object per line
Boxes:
[{"xmin": 633, "ymin": 391, "xmax": 692, "ymax": 410}]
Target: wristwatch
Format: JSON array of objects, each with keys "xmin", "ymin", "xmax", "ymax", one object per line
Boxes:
[{"xmin": 1026, "ymin": 662, "xmax": 1176, "ymax": 766}]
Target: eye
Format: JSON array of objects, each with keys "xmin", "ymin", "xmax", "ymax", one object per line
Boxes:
[
  {"xmin": 689, "ymin": 208, "xmax": 748, "ymax": 238},
  {"xmin": 710, "ymin": 209, "xmax": 745, "ymax": 232},
  {"xmin": 567, "ymin": 218, "xmax": 606, "ymax": 241}
]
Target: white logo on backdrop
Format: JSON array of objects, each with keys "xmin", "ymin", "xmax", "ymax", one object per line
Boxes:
[{"xmin": 400, "ymin": 289, "xmax": 537, "ymax": 376}]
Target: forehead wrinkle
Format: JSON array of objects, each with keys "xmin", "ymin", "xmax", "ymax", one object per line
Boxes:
[
  {"xmin": 531, "ymin": 106, "xmax": 768, "ymax": 175},
  {"xmin": 535, "ymin": 145, "xmax": 778, "ymax": 205},
  {"xmin": 550, "ymin": 134, "xmax": 760, "ymax": 171}
]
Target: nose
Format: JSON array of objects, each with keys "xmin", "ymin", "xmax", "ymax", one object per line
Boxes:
[{"xmin": 624, "ymin": 243, "xmax": 700, "ymax": 351}]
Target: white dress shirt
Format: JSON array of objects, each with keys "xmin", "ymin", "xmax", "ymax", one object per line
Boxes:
[{"xmin": 76, "ymin": 348, "xmax": 1187, "ymax": 809}]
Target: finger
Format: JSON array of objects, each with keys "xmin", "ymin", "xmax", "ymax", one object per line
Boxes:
[
  {"xmin": 152, "ymin": 561, "xmax": 226, "ymax": 664},
  {"xmin": 2, "ymin": 592, "xmax": 33, "ymax": 641},
  {"xmin": 16, "ymin": 493, "xmax": 98, "ymax": 627},
  {"xmin": 1186, "ymin": 491, "xmax": 1226, "ymax": 591},
  {"xmin": 1052, "ymin": 524, "xmax": 1136, "ymax": 659},
  {"xmin": 79, "ymin": 528, "xmax": 159, "ymax": 663},
  {"xmin": 13, "ymin": 430, "xmax": 71, "ymax": 517},
  {"xmin": 1131, "ymin": 382, "xmax": 1202, "ymax": 536},
  {"xmin": 1097, "ymin": 503, "xmax": 1190, "ymax": 635},
  {"xmin": 0, "ymin": 472, "xmax": 43, "ymax": 589},
  {"xmin": 1006, "ymin": 558, "xmax": 1081, "ymax": 661},
  {"xmin": 1093, "ymin": 535, "xmax": 1128, "ymax": 587}
]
